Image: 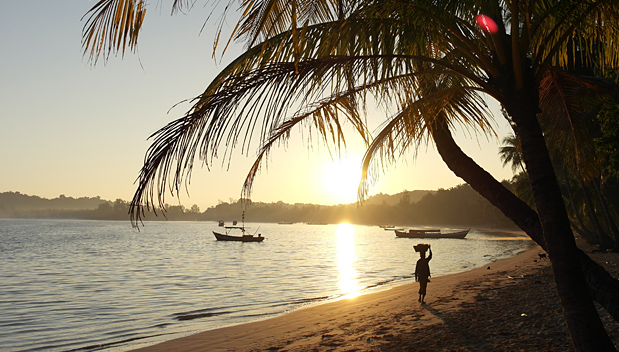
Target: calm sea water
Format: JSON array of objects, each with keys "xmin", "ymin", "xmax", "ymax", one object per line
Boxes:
[{"xmin": 0, "ymin": 219, "xmax": 533, "ymax": 351}]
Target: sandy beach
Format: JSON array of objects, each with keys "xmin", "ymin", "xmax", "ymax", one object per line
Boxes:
[{"xmin": 134, "ymin": 242, "xmax": 619, "ymax": 351}]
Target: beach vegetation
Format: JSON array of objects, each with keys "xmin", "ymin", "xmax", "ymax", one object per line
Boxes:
[
  {"xmin": 501, "ymin": 125, "xmax": 619, "ymax": 251},
  {"xmin": 0, "ymin": 187, "xmax": 513, "ymax": 226},
  {"xmin": 82, "ymin": 0, "xmax": 619, "ymax": 350}
]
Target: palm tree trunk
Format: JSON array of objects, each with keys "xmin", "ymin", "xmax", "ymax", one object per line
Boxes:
[
  {"xmin": 430, "ymin": 116, "xmax": 618, "ymax": 349},
  {"xmin": 430, "ymin": 118, "xmax": 619, "ymax": 321},
  {"xmin": 429, "ymin": 117, "xmax": 544, "ymax": 240},
  {"xmin": 506, "ymin": 90, "xmax": 616, "ymax": 351}
]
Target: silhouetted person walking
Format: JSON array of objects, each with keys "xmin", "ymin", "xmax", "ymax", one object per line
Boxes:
[{"xmin": 414, "ymin": 245, "xmax": 432, "ymax": 303}]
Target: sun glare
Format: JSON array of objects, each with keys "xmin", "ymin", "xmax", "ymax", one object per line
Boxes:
[{"xmin": 322, "ymin": 157, "xmax": 363, "ymax": 204}]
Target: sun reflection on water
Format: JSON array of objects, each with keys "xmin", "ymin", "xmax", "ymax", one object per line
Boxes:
[{"xmin": 336, "ymin": 223, "xmax": 361, "ymax": 299}]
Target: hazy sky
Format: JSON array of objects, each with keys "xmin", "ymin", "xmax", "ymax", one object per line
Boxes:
[{"xmin": 0, "ymin": 2, "xmax": 515, "ymax": 210}]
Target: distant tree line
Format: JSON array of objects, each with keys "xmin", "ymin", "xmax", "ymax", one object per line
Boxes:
[
  {"xmin": 0, "ymin": 186, "xmax": 515, "ymax": 227},
  {"xmin": 0, "ymin": 192, "xmax": 107, "ymax": 213},
  {"xmin": 0, "ymin": 193, "xmax": 202, "ymax": 222},
  {"xmin": 202, "ymin": 184, "xmax": 515, "ymax": 228}
]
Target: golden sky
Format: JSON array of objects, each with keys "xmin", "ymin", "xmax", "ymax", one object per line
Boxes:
[{"xmin": 0, "ymin": 2, "xmax": 514, "ymax": 210}]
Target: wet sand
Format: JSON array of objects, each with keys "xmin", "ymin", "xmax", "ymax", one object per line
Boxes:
[{"xmin": 134, "ymin": 242, "xmax": 619, "ymax": 351}]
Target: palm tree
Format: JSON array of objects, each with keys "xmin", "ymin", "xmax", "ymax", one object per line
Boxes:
[
  {"xmin": 82, "ymin": 1, "xmax": 619, "ymax": 349},
  {"xmin": 501, "ymin": 128, "xmax": 618, "ymax": 248},
  {"xmin": 499, "ymin": 133, "xmax": 526, "ymax": 174}
]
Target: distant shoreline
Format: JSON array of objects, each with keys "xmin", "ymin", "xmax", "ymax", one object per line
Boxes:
[
  {"xmin": 0, "ymin": 187, "xmax": 518, "ymax": 228},
  {"xmin": 1, "ymin": 217, "xmax": 522, "ymax": 234}
]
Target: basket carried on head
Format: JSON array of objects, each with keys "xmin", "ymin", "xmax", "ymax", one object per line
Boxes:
[{"xmin": 414, "ymin": 243, "xmax": 430, "ymax": 253}]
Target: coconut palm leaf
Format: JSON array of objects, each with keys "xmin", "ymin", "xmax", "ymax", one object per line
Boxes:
[
  {"xmin": 359, "ymin": 79, "xmax": 495, "ymax": 200},
  {"xmin": 538, "ymin": 68, "xmax": 612, "ymax": 179},
  {"xmin": 128, "ymin": 0, "xmax": 526, "ymax": 219},
  {"xmin": 530, "ymin": 0, "xmax": 619, "ymax": 77},
  {"xmin": 240, "ymin": 92, "xmax": 365, "ymax": 200},
  {"xmin": 130, "ymin": 50, "xmax": 476, "ymax": 219},
  {"xmin": 82, "ymin": 0, "xmax": 619, "ymax": 224},
  {"xmin": 236, "ymin": 0, "xmax": 349, "ymax": 46},
  {"xmin": 82, "ymin": 0, "xmax": 146, "ymax": 63},
  {"xmin": 499, "ymin": 133, "xmax": 525, "ymax": 174},
  {"xmin": 85, "ymin": 1, "xmax": 619, "ymax": 347}
]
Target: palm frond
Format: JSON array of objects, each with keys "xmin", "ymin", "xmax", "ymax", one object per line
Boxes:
[
  {"xmin": 358, "ymin": 0, "xmax": 502, "ymax": 78},
  {"xmin": 235, "ymin": 0, "xmax": 355, "ymax": 47},
  {"xmin": 359, "ymin": 81, "xmax": 495, "ymax": 201},
  {"xmin": 120, "ymin": 0, "xmax": 619, "ymax": 227},
  {"xmin": 130, "ymin": 50, "xmax": 477, "ymax": 223},
  {"xmin": 499, "ymin": 133, "xmax": 525, "ymax": 173},
  {"xmin": 171, "ymin": 0, "xmax": 195, "ymax": 14},
  {"xmin": 82, "ymin": 0, "xmax": 146, "ymax": 64},
  {"xmin": 538, "ymin": 68, "xmax": 613, "ymax": 179},
  {"xmin": 240, "ymin": 80, "xmax": 381, "ymax": 201},
  {"xmin": 531, "ymin": 0, "xmax": 619, "ymax": 76}
]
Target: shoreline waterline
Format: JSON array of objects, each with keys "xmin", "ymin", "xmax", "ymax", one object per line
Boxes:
[
  {"xmin": 129, "ymin": 229, "xmax": 534, "ymax": 351},
  {"xmin": 131, "ymin": 245, "xmax": 541, "ymax": 352},
  {"xmin": 0, "ymin": 220, "xmax": 533, "ymax": 352}
]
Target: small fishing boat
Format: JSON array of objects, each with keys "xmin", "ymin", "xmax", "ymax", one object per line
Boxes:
[
  {"xmin": 395, "ymin": 228, "xmax": 469, "ymax": 239},
  {"xmin": 213, "ymin": 226, "xmax": 265, "ymax": 242}
]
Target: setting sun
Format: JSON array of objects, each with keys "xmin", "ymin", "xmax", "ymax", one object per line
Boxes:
[{"xmin": 322, "ymin": 157, "xmax": 363, "ymax": 204}]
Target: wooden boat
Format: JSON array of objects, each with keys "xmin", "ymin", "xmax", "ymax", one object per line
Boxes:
[
  {"xmin": 213, "ymin": 226, "xmax": 265, "ymax": 242},
  {"xmin": 395, "ymin": 228, "xmax": 469, "ymax": 239}
]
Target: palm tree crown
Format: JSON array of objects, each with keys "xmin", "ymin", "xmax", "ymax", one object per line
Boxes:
[
  {"xmin": 83, "ymin": 2, "xmax": 619, "ymax": 349},
  {"xmin": 499, "ymin": 133, "xmax": 525, "ymax": 173},
  {"xmin": 82, "ymin": 0, "xmax": 619, "ymax": 219}
]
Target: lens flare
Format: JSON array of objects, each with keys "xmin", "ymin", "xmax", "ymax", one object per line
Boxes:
[{"xmin": 475, "ymin": 14, "xmax": 498, "ymax": 34}]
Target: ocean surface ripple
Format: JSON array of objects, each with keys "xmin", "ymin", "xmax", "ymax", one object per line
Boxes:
[{"xmin": 0, "ymin": 219, "xmax": 533, "ymax": 351}]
